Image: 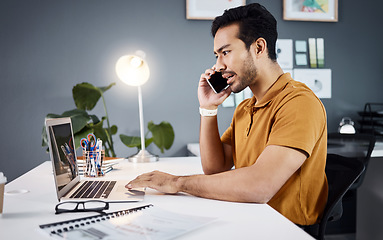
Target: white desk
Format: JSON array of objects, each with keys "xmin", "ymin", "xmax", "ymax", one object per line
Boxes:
[{"xmin": 0, "ymin": 157, "xmax": 313, "ymax": 239}]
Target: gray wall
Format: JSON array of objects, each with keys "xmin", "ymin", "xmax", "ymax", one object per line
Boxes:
[{"xmin": 1, "ymin": 0, "xmax": 383, "ymax": 182}]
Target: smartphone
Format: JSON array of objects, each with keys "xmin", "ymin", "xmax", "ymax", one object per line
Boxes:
[{"xmin": 207, "ymin": 71, "xmax": 229, "ymax": 94}]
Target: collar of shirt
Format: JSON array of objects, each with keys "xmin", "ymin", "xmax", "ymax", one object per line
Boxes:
[{"xmin": 245, "ymin": 73, "xmax": 293, "ymax": 114}]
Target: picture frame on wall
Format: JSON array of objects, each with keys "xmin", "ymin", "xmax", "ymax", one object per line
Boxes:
[
  {"xmin": 283, "ymin": 0, "xmax": 338, "ymax": 22},
  {"xmin": 186, "ymin": 0, "xmax": 246, "ymax": 20},
  {"xmin": 293, "ymin": 69, "xmax": 332, "ymax": 98}
]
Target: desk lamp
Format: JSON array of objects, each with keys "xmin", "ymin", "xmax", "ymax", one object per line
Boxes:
[{"xmin": 115, "ymin": 52, "xmax": 159, "ymax": 163}]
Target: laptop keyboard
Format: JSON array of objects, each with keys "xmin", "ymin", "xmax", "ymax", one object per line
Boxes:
[{"xmin": 70, "ymin": 181, "xmax": 116, "ymax": 199}]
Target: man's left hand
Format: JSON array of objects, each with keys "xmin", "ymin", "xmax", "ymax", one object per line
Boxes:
[{"xmin": 126, "ymin": 171, "xmax": 181, "ymax": 194}]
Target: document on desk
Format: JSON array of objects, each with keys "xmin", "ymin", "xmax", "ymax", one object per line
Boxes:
[{"xmin": 39, "ymin": 204, "xmax": 216, "ymax": 240}]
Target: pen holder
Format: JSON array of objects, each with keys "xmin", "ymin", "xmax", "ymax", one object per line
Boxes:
[{"xmin": 82, "ymin": 150, "xmax": 105, "ymax": 177}]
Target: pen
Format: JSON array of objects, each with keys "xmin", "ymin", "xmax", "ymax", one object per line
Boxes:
[{"xmin": 96, "ymin": 139, "xmax": 103, "ymax": 176}]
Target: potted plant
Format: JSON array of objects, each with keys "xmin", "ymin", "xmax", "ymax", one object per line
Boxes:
[
  {"xmin": 42, "ymin": 82, "xmax": 175, "ymax": 157},
  {"xmin": 42, "ymin": 82, "xmax": 117, "ymax": 157}
]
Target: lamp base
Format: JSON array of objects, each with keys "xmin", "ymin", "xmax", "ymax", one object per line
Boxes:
[{"xmin": 128, "ymin": 149, "xmax": 159, "ymax": 163}]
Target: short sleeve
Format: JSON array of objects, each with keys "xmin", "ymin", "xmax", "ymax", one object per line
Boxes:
[
  {"xmin": 221, "ymin": 123, "xmax": 233, "ymax": 145},
  {"xmin": 267, "ymin": 92, "xmax": 326, "ymax": 157}
]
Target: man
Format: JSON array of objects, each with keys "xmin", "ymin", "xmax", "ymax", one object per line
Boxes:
[{"xmin": 127, "ymin": 3, "xmax": 328, "ymax": 226}]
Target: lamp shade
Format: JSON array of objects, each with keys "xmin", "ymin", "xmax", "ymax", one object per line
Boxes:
[{"xmin": 115, "ymin": 55, "xmax": 150, "ymax": 86}]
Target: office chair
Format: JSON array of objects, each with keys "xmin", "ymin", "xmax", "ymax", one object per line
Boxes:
[
  {"xmin": 327, "ymin": 132, "xmax": 376, "ymax": 189},
  {"xmin": 303, "ymin": 154, "xmax": 365, "ymax": 240}
]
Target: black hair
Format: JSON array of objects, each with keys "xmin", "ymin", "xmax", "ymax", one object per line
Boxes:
[{"xmin": 211, "ymin": 3, "xmax": 278, "ymax": 61}]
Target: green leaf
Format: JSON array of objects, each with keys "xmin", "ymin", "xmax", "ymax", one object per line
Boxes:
[
  {"xmin": 145, "ymin": 138, "xmax": 154, "ymax": 147},
  {"xmin": 41, "ymin": 126, "xmax": 48, "ymax": 148},
  {"xmin": 110, "ymin": 125, "xmax": 118, "ymax": 135},
  {"xmin": 71, "ymin": 115, "xmax": 90, "ymax": 134},
  {"xmin": 45, "ymin": 109, "xmax": 90, "ymax": 136},
  {"xmin": 120, "ymin": 135, "xmax": 141, "ymax": 148},
  {"xmin": 61, "ymin": 108, "xmax": 89, "ymax": 118},
  {"xmin": 99, "ymin": 82, "xmax": 116, "ymax": 93},
  {"xmin": 88, "ymin": 115, "xmax": 100, "ymax": 126},
  {"xmin": 72, "ymin": 82, "xmax": 116, "ymax": 111},
  {"xmin": 72, "ymin": 82, "xmax": 101, "ymax": 111},
  {"xmin": 60, "ymin": 108, "xmax": 90, "ymax": 134},
  {"xmin": 148, "ymin": 121, "xmax": 175, "ymax": 153},
  {"xmin": 46, "ymin": 113, "xmax": 63, "ymax": 118},
  {"xmin": 120, "ymin": 134, "xmax": 153, "ymax": 149},
  {"xmin": 93, "ymin": 120, "xmax": 108, "ymax": 143}
]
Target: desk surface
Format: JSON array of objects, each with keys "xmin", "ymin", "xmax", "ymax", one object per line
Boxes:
[{"xmin": 0, "ymin": 157, "xmax": 313, "ymax": 239}]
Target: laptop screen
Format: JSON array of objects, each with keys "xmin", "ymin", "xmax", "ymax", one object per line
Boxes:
[{"xmin": 46, "ymin": 118, "xmax": 78, "ymax": 193}]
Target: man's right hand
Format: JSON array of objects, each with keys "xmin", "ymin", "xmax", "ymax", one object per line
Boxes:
[{"xmin": 198, "ymin": 67, "xmax": 231, "ymax": 110}]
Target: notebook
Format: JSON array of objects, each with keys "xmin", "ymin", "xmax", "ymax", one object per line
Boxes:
[
  {"xmin": 39, "ymin": 204, "xmax": 216, "ymax": 240},
  {"xmin": 45, "ymin": 117, "xmax": 144, "ymax": 202}
]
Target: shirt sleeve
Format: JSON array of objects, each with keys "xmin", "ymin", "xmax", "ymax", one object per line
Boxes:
[
  {"xmin": 221, "ymin": 123, "xmax": 233, "ymax": 145},
  {"xmin": 267, "ymin": 92, "xmax": 326, "ymax": 157}
]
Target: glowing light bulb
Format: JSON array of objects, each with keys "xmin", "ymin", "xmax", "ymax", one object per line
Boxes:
[
  {"xmin": 130, "ymin": 56, "xmax": 143, "ymax": 68},
  {"xmin": 115, "ymin": 55, "xmax": 150, "ymax": 86}
]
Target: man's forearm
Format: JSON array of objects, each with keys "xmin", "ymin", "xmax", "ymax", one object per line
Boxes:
[
  {"xmin": 175, "ymin": 168, "xmax": 267, "ymax": 203},
  {"xmin": 199, "ymin": 116, "xmax": 232, "ymax": 174}
]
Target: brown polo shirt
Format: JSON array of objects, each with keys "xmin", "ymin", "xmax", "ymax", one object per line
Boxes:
[{"xmin": 221, "ymin": 73, "xmax": 328, "ymax": 225}]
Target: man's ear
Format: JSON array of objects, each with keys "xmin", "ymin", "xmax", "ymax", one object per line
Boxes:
[{"xmin": 251, "ymin": 38, "xmax": 267, "ymax": 57}]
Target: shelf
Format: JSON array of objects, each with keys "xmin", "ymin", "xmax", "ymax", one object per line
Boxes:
[
  {"xmin": 359, "ymin": 103, "xmax": 383, "ymax": 136},
  {"xmin": 358, "ymin": 111, "xmax": 383, "ymax": 118}
]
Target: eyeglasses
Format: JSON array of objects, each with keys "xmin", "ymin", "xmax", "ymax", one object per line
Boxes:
[{"xmin": 55, "ymin": 200, "xmax": 109, "ymax": 214}]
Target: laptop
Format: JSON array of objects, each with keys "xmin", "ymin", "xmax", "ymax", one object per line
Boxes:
[{"xmin": 45, "ymin": 117, "xmax": 144, "ymax": 202}]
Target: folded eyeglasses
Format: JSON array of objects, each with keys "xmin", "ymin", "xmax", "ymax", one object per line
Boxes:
[{"xmin": 55, "ymin": 200, "xmax": 109, "ymax": 215}]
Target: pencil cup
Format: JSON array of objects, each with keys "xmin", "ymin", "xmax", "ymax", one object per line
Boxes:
[
  {"xmin": 82, "ymin": 150, "xmax": 105, "ymax": 177},
  {"xmin": 0, "ymin": 172, "xmax": 6, "ymax": 215}
]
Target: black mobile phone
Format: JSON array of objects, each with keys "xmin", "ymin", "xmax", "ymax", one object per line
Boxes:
[{"xmin": 207, "ymin": 71, "xmax": 229, "ymax": 94}]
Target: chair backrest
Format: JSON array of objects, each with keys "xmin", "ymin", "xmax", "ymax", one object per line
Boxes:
[
  {"xmin": 327, "ymin": 133, "xmax": 375, "ymax": 189},
  {"xmin": 316, "ymin": 153, "xmax": 365, "ymax": 239}
]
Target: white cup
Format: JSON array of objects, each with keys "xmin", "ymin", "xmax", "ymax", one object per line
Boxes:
[{"xmin": 0, "ymin": 172, "xmax": 7, "ymax": 215}]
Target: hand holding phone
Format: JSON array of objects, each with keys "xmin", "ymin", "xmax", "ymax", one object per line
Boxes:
[{"xmin": 207, "ymin": 71, "xmax": 229, "ymax": 94}]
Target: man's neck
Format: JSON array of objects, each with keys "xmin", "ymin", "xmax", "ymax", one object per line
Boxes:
[{"xmin": 249, "ymin": 63, "xmax": 284, "ymax": 102}]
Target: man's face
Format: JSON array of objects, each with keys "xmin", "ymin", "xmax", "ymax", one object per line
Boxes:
[{"xmin": 213, "ymin": 23, "xmax": 257, "ymax": 93}]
